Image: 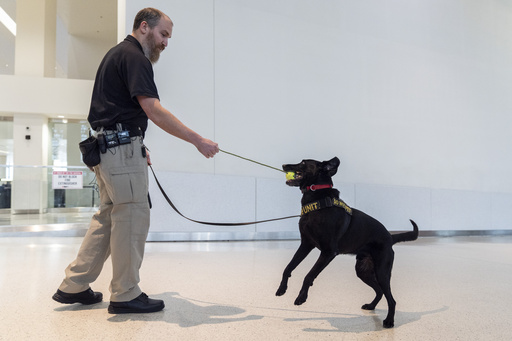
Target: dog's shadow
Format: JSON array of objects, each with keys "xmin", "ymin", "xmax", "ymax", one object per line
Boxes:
[
  {"xmin": 106, "ymin": 292, "xmax": 263, "ymax": 327},
  {"xmin": 285, "ymin": 306, "xmax": 449, "ymax": 333}
]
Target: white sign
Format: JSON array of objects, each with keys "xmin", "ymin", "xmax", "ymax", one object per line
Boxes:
[{"xmin": 52, "ymin": 171, "xmax": 83, "ymax": 189}]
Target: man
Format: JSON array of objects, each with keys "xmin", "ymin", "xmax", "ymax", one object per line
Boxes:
[{"xmin": 52, "ymin": 8, "xmax": 219, "ymax": 314}]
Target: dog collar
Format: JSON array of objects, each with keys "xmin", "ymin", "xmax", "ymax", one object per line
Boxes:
[
  {"xmin": 301, "ymin": 197, "xmax": 352, "ymax": 216},
  {"xmin": 305, "ymin": 184, "xmax": 333, "ymax": 192}
]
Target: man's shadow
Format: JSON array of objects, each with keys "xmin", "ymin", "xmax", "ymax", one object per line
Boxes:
[{"xmin": 106, "ymin": 292, "xmax": 263, "ymax": 327}]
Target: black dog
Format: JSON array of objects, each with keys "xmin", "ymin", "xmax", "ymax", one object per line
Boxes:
[{"xmin": 276, "ymin": 157, "xmax": 418, "ymax": 328}]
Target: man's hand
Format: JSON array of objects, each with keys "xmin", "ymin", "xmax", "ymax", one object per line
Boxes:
[
  {"xmin": 146, "ymin": 148, "xmax": 152, "ymax": 165},
  {"xmin": 196, "ymin": 138, "xmax": 219, "ymax": 159}
]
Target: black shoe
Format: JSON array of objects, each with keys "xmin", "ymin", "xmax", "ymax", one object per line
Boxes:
[
  {"xmin": 52, "ymin": 288, "xmax": 103, "ymax": 305},
  {"xmin": 108, "ymin": 293, "xmax": 165, "ymax": 314}
]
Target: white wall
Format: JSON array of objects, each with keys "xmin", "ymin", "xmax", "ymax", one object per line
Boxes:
[
  {"xmin": 0, "ymin": 75, "xmax": 92, "ymax": 118},
  {"xmin": 132, "ymin": 0, "xmax": 512, "ymax": 193},
  {"xmin": 123, "ymin": 0, "xmax": 512, "ymax": 234}
]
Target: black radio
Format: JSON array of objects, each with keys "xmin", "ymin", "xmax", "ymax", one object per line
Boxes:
[
  {"xmin": 104, "ymin": 133, "xmax": 119, "ymax": 148},
  {"xmin": 117, "ymin": 130, "xmax": 131, "ymax": 145},
  {"xmin": 97, "ymin": 124, "xmax": 133, "ymax": 150},
  {"xmin": 103, "ymin": 131, "xmax": 131, "ymax": 148},
  {"xmin": 115, "ymin": 123, "xmax": 131, "ymax": 145}
]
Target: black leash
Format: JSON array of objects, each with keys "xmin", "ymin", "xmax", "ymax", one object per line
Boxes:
[{"xmin": 149, "ymin": 165, "xmax": 300, "ymax": 226}]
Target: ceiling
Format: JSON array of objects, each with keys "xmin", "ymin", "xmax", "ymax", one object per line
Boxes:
[
  {"xmin": 0, "ymin": 0, "xmax": 117, "ymax": 79},
  {"xmin": 56, "ymin": 0, "xmax": 117, "ymax": 43}
]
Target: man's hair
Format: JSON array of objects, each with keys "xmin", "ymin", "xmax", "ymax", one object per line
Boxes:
[{"xmin": 132, "ymin": 7, "xmax": 169, "ymax": 31}]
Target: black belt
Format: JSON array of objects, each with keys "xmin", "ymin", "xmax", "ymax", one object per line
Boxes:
[{"xmin": 102, "ymin": 124, "xmax": 143, "ymax": 137}]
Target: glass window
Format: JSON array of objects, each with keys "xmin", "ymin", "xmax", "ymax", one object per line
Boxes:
[
  {"xmin": 47, "ymin": 118, "xmax": 98, "ymax": 208},
  {"xmin": 48, "ymin": 118, "xmax": 89, "ymax": 167},
  {"xmin": 0, "ymin": 116, "xmax": 13, "ymax": 180},
  {"xmin": 0, "ymin": 116, "xmax": 13, "ymax": 209}
]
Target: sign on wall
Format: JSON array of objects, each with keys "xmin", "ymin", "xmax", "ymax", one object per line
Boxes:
[{"xmin": 52, "ymin": 171, "xmax": 83, "ymax": 189}]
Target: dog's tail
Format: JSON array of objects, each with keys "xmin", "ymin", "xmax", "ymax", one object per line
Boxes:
[{"xmin": 392, "ymin": 220, "xmax": 419, "ymax": 244}]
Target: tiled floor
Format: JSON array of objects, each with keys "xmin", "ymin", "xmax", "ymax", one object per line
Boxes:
[
  {"xmin": 1, "ymin": 233, "xmax": 511, "ymax": 340},
  {"xmin": 0, "ymin": 210, "xmax": 92, "ymax": 236}
]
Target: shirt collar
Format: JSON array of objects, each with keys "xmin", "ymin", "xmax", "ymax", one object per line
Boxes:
[{"xmin": 125, "ymin": 35, "xmax": 144, "ymax": 52}]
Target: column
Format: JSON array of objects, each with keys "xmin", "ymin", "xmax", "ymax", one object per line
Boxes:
[
  {"xmin": 11, "ymin": 0, "xmax": 56, "ymax": 213},
  {"xmin": 12, "ymin": 114, "xmax": 49, "ymax": 213},
  {"xmin": 14, "ymin": 0, "xmax": 56, "ymax": 77}
]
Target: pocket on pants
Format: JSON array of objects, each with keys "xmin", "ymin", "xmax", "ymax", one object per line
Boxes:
[{"xmin": 109, "ymin": 166, "xmax": 147, "ymax": 205}]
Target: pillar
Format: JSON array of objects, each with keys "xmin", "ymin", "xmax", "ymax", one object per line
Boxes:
[
  {"xmin": 14, "ymin": 0, "xmax": 56, "ymax": 77},
  {"xmin": 12, "ymin": 114, "xmax": 49, "ymax": 213},
  {"xmin": 12, "ymin": 0, "xmax": 56, "ymax": 212}
]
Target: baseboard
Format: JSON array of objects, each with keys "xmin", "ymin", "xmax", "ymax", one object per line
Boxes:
[{"xmin": 1, "ymin": 224, "xmax": 512, "ymax": 240}]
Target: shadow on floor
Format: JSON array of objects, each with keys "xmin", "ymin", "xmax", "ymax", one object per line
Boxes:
[
  {"xmin": 285, "ymin": 305, "xmax": 449, "ymax": 333},
  {"xmin": 70, "ymin": 291, "xmax": 450, "ymax": 333},
  {"xmin": 106, "ymin": 292, "xmax": 263, "ymax": 327}
]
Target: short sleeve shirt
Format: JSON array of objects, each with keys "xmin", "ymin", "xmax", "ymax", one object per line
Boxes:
[{"xmin": 88, "ymin": 35, "xmax": 159, "ymax": 132}]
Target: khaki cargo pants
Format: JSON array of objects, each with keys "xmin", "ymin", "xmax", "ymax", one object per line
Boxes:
[{"xmin": 58, "ymin": 137, "xmax": 150, "ymax": 302}]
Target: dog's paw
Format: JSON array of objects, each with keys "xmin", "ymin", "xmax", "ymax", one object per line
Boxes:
[
  {"xmin": 383, "ymin": 319, "xmax": 394, "ymax": 328},
  {"xmin": 276, "ymin": 282, "xmax": 288, "ymax": 296},
  {"xmin": 275, "ymin": 285, "xmax": 287, "ymax": 296},
  {"xmin": 294, "ymin": 293, "xmax": 308, "ymax": 305},
  {"xmin": 361, "ymin": 304, "xmax": 375, "ymax": 310}
]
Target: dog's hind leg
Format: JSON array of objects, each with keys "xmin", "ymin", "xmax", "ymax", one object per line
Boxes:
[
  {"xmin": 355, "ymin": 253, "xmax": 383, "ymax": 311},
  {"xmin": 294, "ymin": 251, "xmax": 336, "ymax": 305},
  {"xmin": 276, "ymin": 241, "xmax": 315, "ymax": 297},
  {"xmin": 374, "ymin": 250, "xmax": 396, "ymax": 328}
]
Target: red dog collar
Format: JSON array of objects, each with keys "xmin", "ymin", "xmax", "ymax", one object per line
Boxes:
[{"xmin": 306, "ymin": 184, "xmax": 333, "ymax": 191}]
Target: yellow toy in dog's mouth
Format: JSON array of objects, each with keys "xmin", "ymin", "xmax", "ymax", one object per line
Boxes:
[{"xmin": 286, "ymin": 172, "xmax": 295, "ymax": 180}]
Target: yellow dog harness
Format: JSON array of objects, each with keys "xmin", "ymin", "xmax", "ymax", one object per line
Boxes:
[{"xmin": 301, "ymin": 197, "xmax": 352, "ymax": 216}]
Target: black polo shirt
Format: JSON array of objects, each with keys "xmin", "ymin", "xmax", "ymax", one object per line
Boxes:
[{"xmin": 88, "ymin": 35, "xmax": 159, "ymax": 133}]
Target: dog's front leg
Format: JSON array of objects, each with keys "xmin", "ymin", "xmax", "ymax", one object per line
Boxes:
[
  {"xmin": 295, "ymin": 251, "xmax": 336, "ymax": 305},
  {"xmin": 276, "ymin": 241, "xmax": 314, "ymax": 297}
]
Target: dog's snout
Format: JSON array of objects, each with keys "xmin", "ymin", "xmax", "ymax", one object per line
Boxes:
[{"xmin": 282, "ymin": 164, "xmax": 294, "ymax": 172}]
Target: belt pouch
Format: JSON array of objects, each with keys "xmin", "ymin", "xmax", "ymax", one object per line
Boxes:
[{"xmin": 79, "ymin": 136, "xmax": 101, "ymax": 167}]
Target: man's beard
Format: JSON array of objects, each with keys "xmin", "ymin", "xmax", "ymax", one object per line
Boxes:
[{"xmin": 143, "ymin": 33, "xmax": 163, "ymax": 64}]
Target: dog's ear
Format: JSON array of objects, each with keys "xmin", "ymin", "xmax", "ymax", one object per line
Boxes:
[{"xmin": 324, "ymin": 157, "xmax": 340, "ymax": 176}]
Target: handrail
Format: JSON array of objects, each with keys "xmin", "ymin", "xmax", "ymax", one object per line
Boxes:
[{"xmin": 0, "ymin": 165, "xmax": 89, "ymax": 169}]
